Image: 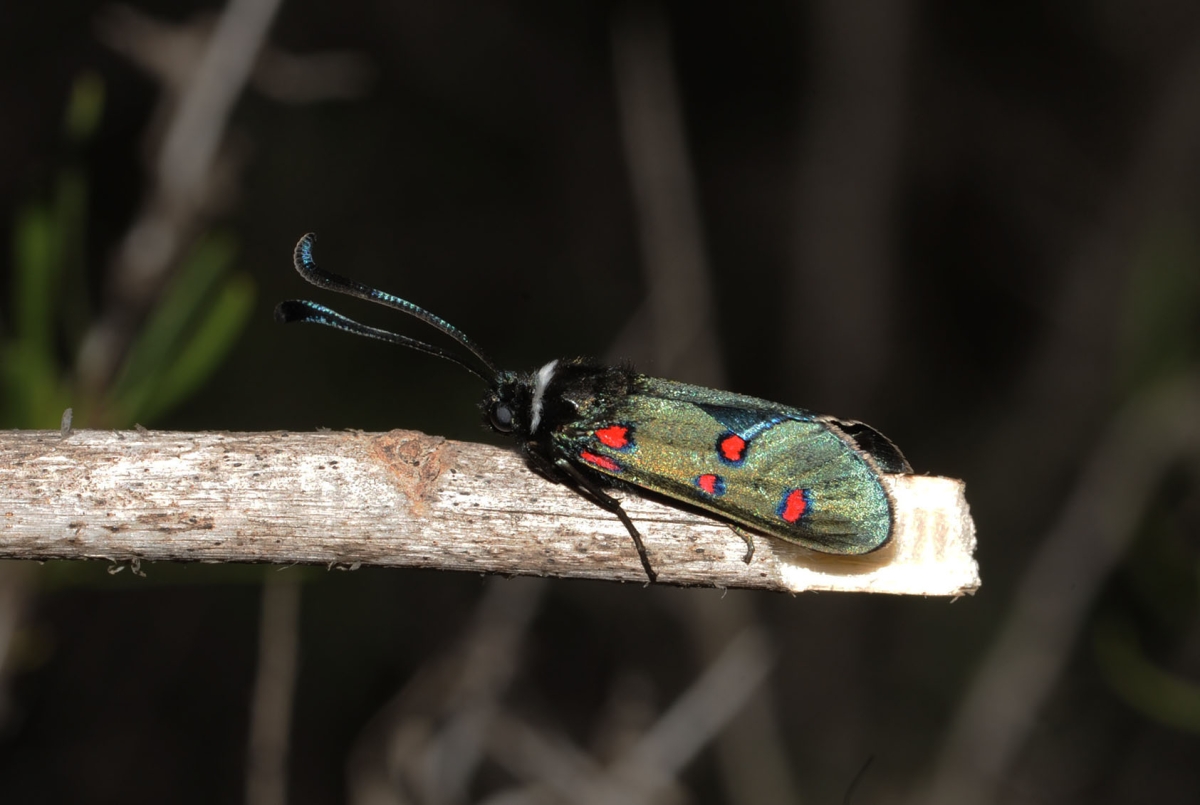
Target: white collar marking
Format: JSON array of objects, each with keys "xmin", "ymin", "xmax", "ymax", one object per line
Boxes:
[{"xmin": 529, "ymin": 359, "xmax": 558, "ymax": 435}]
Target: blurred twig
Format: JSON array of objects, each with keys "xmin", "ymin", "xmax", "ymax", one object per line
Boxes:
[
  {"xmin": 0, "ymin": 562, "xmax": 34, "ymax": 728},
  {"xmin": 787, "ymin": 1, "xmax": 912, "ymax": 408},
  {"xmin": 608, "ymin": 627, "xmax": 775, "ymax": 795},
  {"xmin": 608, "ymin": 6, "xmax": 723, "ymax": 389},
  {"xmin": 155, "ymin": 0, "xmax": 284, "ymax": 205},
  {"xmin": 977, "ymin": 29, "xmax": 1200, "ymax": 515},
  {"xmin": 918, "ymin": 372, "xmax": 1200, "ymax": 805},
  {"xmin": 347, "ymin": 577, "xmax": 546, "ymax": 805},
  {"xmin": 483, "ymin": 627, "xmax": 773, "ymax": 805},
  {"xmin": 82, "ymin": 0, "xmax": 287, "ymax": 393},
  {"xmin": 97, "ymin": 4, "xmax": 371, "ymax": 107},
  {"xmin": 669, "ymin": 592, "xmax": 804, "ymax": 805},
  {"xmin": 246, "ymin": 572, "xmax": 301, "ymax": 805}
]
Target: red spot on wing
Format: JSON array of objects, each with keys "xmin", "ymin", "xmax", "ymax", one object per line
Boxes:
[
  {"xmin": 779, "ymin": 489, "xmax": 809, "ymax": 523},
  {"xmin": 596, "ymin": 425, "xmax": 630, "ymax": 449},
  {"xmin": 719, "ymin": 434, "xmax": 746, "ymax": 462},
  {"xmin": 696, "ymin": 473, "xmax": 726, "ymax": 496},
  {"xmin": 580, "ymin": 450, "xmax": 621, "ymax": 472}
]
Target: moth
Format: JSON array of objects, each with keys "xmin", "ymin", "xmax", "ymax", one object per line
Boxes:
[{"xmin": 277, "ymin": 234, "xmax": 911, "ymax": 581}]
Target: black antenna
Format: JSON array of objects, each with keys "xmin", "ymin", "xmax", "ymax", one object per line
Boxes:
[{"xmin": 275, "ymin": 234, "xmax": 500, "ymax": 383}]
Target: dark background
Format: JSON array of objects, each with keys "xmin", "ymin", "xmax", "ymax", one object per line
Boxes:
[{"xmin": 2, "ymin": 1, "xmax": 1200, "ymax": 803}]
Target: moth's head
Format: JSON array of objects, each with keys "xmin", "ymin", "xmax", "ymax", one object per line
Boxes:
[
  {"xmin": 481, "ymin": 369, "xmax": 529, "ymax": 438},
  {"xmin": 481, "ymin": 359, "xmax": 562, "ymax": 441}
]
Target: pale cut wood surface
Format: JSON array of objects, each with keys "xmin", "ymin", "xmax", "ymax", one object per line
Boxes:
[{"xmin": 0, "ymin": 429, "xmax": 979, "ymax": 595}]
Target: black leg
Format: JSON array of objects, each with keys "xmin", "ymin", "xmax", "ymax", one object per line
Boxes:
[
  {"xmin": 557, "ymin": 460, "xmax": 657, "ymax": 583},
  {"xmin": 729, "ymin": 525, "xmax": 755, "ymax": 564}
]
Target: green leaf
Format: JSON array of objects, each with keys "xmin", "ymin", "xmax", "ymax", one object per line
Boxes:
[
  {"xmin": 1, "ymin": 342, "xmax": 69, "ymax": 428},
  {"xmin": 112, "ymin": 233, "xmax": 237, "ymax": 418},
  {"xmin": 5, "ymin": 204, "xmax": 73, "ymax": 427},
  {"xmin": 137, "ymin": 272, "xmax": 255, "ymax": 423},
  {"xmin": 64, "ymin": 71, "xmax": 106, "ymax": 144},
  {"xmin": 1118, "ymin": 224, "xmax": 1200, "ymax": 394},
  {"xmin": 1094, "ymin": 612, "xmax": 1200, "ymax": 733},
  {"xmin": 13, "ymin": 205, "xmax": 60, "ymax": 352}
]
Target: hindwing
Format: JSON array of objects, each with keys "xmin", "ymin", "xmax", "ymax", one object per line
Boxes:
[{"xmin": 555, "ymin": 376, "xmax": 903, "ymax": 554}]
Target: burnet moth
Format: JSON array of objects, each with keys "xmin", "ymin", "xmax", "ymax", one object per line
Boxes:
[{"xmin": 276, "ymin": 234, "xmax": 912, "ymax": 582}]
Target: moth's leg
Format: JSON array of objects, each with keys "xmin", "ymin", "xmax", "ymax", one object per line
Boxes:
[
  {"xmin": 556, "ymin": 459, "xmax": 657, "ymax": 583},
  {"xmin": 729, "ymin": 525, "xmax": 755, "ymax": 564},
  {"xmin": 522, "ymin": 448, "xmax": 569, "ymax": 484}
]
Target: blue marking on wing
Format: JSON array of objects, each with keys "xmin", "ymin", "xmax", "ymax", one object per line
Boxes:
[{"xmin": 694, "ymin": 403, "xmax": 787, "ymax": 440}]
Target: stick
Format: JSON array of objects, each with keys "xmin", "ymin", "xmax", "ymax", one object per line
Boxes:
[{"xmin": 0, "ymin": 429, "xmax": 979, "ymax": 595}]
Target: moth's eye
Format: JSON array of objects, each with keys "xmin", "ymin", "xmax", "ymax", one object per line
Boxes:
[{"xmin": 490, "ymin": 404, "xmax": 514, "ymax": 433}]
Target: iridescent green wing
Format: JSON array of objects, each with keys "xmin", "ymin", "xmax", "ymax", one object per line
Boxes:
[{"xmin": 559, "ymin": 377, "xmax": 896, "ymax": 554}]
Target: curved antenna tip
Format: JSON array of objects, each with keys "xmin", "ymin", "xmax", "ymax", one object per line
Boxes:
[
  {"xmin": 274, "ymin": 300, "xmax": 305, "ymax": 324},
  {"xmin": 293, "ymin": 233, "xmax": 316, "ymax": 268}
]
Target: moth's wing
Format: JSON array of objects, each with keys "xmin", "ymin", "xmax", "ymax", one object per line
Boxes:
[{"xmin": 562, "ymin": 377, "xmax": 896, "ymax": 554}]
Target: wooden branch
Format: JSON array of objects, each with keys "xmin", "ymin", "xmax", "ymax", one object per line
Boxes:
[{"xmin": 0, "ymin": 429, "xmax": 979, "ymax": 595}]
